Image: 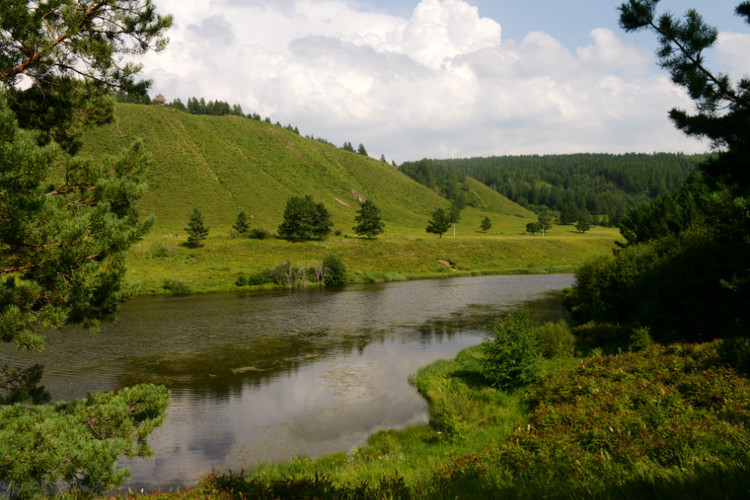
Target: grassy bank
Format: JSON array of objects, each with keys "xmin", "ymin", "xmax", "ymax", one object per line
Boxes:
[
  {"xmin": 117, "ymin": 338, "xmax": 750, "ymax": 499},
  {"xmin": 126, "ymin": 226, "xmax": 620, "ymax": 294}
]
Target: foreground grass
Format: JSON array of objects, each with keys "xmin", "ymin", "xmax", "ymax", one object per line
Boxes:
[
  {"xmin": 127, "ymin": 226, "xmax": 620, "ymax": 294},
  {"xmin": 118, "ymin": 341, "xmax": 750, "ymax": 499}
]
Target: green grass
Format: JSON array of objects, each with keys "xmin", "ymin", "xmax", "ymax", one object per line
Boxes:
[{"xmin": 126, "ymin": 229, "xmax": 621, "ymax": 294}]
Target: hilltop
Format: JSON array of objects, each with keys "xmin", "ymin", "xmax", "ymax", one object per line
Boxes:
[{"xmin": 79, "ymin": 104, "xmax": 620, "ymax": 293}]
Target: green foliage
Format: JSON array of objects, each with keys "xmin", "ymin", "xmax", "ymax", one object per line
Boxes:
[
  {"xmin": 432, "ymin": 342, "xmax": 750, "ymax": 499},
  {"xmin": 278, "ymin": 195, "xmax": 333, "ymax": 241},
  {"xmin": 323, "ymin": 255, "xmax": 347, "ymax": 286},
  {"xmin": 0, "ymin": 0, "xmax": 172, "ymax": 154},
  {"xmin": 629, "ymin": 326, "xmax": 654, "ymax": 351},
  {"xmin": 537, "ymin": 320, "xmax": 575, "ymax": 359},
  {"xmin": 0, "ymin": 95, "xmax": 155, "ymax": 349},
  {"xmin": 525, "ymin": 221, "xmax": 541, "ymax": 235},
  {"xmin": 248, "ymin": 228, "xmax": 270, "ymax": 239},
  {"xmin": 426, "ymin": 208, "xmax": 451, "ymax": 238},
  {"xmin": 480, "ymin": 216, "xmax": 492, "ymax": 233},
  {"xmin": 353, "ymin": 199, "xmax": 385, "ymax": 239},
  {"xmin": 575, "ymin": 209, "xmax": 593, "ymax": 233},
  {"xmin": 572, "ymin": 0, "xmax": 750, "ymax": 344},
  {"xmin": 270, "ymin": 261, "xmax": 308, "ymax": 288},
  {"xmin": 537, "ymin": 209, "xmax": 553, "ymax": 235},
  {"xmin": 482, "ymin": 309, "xmax": 542, "ymax": 391},
  {"xmin": 0, "ymin": 364, "xmax": 50, "ymax": 405},
  {"xmin": 403, "ymin": 153, "xmax": 701, "ymax": 221},
  {"xmin": 235, "ymin": 270, "xmax": 273, "ymax": 287},
  {"xmin": 185, "ymin": 208, "xmax": 209, "ymax": 248},
  {"xmin": 232, "ymin": 211, "xmax": 250, "ymax": 235},
  {"xmin": 357, "ymin": 143, "xmax": 368, "ymax": 156},
  {"xmin": 0, "ymin": 384, "xmax": 170, "ymax": 497},
  {"xmin": 162, "ymin": 278, "xmax": 192, "ymax": 296}
]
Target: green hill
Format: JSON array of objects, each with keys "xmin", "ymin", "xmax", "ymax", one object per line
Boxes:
[
  {"xmin": 78, "ymin": 104, "xmax": 620, "ymax": 293},
  {"xmin": 81, "ymin": 104, "xmax": 530, "ymax": 235}
]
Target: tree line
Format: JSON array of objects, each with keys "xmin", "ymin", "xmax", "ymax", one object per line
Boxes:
[{"xmin": 400, "ymin": 153, "xmax": 703, "ymax": 226}]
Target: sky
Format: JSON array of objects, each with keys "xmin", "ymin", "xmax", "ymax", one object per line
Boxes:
[{"xmin": 141, "ymin": 0, "xmax": 750, "ymax": 163}]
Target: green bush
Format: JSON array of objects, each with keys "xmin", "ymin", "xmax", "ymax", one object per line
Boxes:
[
  {"xmin": 628, "ymin": 326, "xmax": 654, "ymax": 351},
  {"xmin": 482, "ymin": 308, "xmax": 542, "ymax": 391},
  {"xmin": 323, "ymin": 255, "xmax": 347, "ymax": 286},
  {"xmin": 246, "ymin": 269, "xmax": 273, "ymax": 286},
  {"xmin": 537, "ymin": 319, "xmax": 575, "ymax": 358},
  {"xmin": 248, "ymin": 228, "xmax": 269, "ymax": 239},
  {"xmin": 162, "ymin": 279, "xmax": 192, "ymax": 295}
]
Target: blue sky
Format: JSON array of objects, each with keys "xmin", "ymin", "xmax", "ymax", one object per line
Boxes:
[{"xmin": 144, "ymin": 0, "xmax": 749, "ymax": 162}]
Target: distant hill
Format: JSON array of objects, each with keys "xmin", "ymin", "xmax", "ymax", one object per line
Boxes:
[
  {"xmin": 401, "ymin": 154, "xmax": 704, "ymax": 226},
  {"xmin": 80, "ymin": 104, "xmax": 532, "ymax": 234}
]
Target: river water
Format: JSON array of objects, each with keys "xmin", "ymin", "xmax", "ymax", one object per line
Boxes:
[{"xmin": 1, "ymin": 274, "xmax": 574, "ymax": 490}]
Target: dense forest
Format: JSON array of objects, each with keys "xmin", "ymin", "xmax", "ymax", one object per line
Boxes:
[{"xmin": 400, "ymin": 153, "xmax": 703, "ymax": 225}]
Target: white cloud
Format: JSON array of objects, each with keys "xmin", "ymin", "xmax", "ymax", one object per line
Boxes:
[
  {"xmin": 717, "ymin": 31, "xmax": 750, "ymax": 81},
  {"xmin": 143, "ymin": 0, "xmax": 710, "ymax": 162}
]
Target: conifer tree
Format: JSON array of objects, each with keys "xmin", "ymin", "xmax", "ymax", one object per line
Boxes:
[
  {"xmin": 426, "ymin": 208, "xmax": 451, "ymax": 238},
  {"xmin": 481, "ymin": 216, "xmax": 493, "ymax": 233},
  {"xmin": 185, "ymin": 208, "xmax": 210, "ymax": 247},
  {"xmin": 353, "ymin": 199, "xmax": 385, "ymax": 239},
  {"xmin": 0, "ymin": 1, "xmax": 172, "ymax": 495},
  {"xmin": 233, "ymin": 211, "xmax": 251, "ymax": 236}
]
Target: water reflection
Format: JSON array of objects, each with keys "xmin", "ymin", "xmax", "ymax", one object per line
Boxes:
[{"xmin": 0, "ymin": 274, "xmax": 574, "ymax": 490}]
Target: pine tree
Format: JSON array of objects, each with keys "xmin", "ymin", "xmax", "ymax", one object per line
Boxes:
[
  {"xmin": 357, "ymin": 143, "xmax": 368, "ymax": 156},
  {"xmin": 426, "ymin": 208, "xmax": 451, "ymax": 238},
  {"xmin": 185, "ymin": 208, "xmax": 209, "ymax": 248},
  {"xmin": 353, "ymin": 199, "xmax": 385, "ymax": 239},
  {"xmin": 480, "ymin": 216, "xmax": 493, "ymax": 233},
  {"xmin": 233, "ymin": 211, "xmax": 250, "ymax": 235},
  {"xmin": 0, "ymin": 1, "xmax": 172, "ymax": 494}
]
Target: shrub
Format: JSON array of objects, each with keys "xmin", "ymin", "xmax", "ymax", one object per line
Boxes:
[
  {"xmin": 628, "ymin": 326, "xmax": 654, "ymax": 351},
  {"xmin": 246, "ymin": 269, "xmax": 273, "ymax": 286},
  {"xmin": 323, "ymin": 255, "xmax": 347, "ymax": 286},
  {"xmin": 271, "ymin": 261, "xmax": 308, "ymax": 288},
  {"xmin": 537, "ymin": 319, "xmax": 575, "ymax": 358},
  {"xmin": 235, "ymin": 273, "xmax": 247, "ymax": 286},
  {"xmin": 482, "ymin": 308, "xmax": 542, "ymax": 391},
  {"xmin": 248, "ymin": 228, "xmax": 269, "ymax": 239},
  {"xmin": 162, "ymin": 279, "xmax": 191, "ymax": 296}
]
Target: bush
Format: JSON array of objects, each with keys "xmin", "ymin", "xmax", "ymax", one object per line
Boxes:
[
  {"xmin": 162, "ymin": 279, "xmax": 191, "ymax": 296},
  {"xmin": 248, "ymin": 228, "xmax": 269, "ymax": 239},
  {"xmin": 323, "ymin": 255, "xmax": 347, "ymax": 286},
  {"xmin": 628, "ymin": 326, "xmax": 654, "ymax": 351},
  {"xmin": 271, "ymin": 261, "xmax": 307, "ymax": 288},
  {"xmin": 537, "ymin": 320, "xmax": 575, "ymax": 358},
  {"xmin": 482, "ymin": 308, "xmax": 542, "ymax": 391},
  {"xmin": 246, "ymin": 269, "xmax": 273, "ymax": 286}
]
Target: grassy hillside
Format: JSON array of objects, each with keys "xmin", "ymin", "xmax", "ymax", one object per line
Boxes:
[
  {"xmin": 81, "ymin": 104, "xmax": 529, "ymax": 235},
  {"xmin": 80, "ymin": 104, "xmax": 621, "ymax": 293}
]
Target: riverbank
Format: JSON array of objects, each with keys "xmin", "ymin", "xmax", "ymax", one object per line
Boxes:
[
  {"xmin": 126, "ymin": 228, "xmax": 620, "ymax": 295},
  {"xmin": 114, "ymin": 337, "xmax": 750, "ymax": 499}
]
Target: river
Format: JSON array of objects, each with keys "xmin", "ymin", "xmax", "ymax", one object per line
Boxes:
[{"xmin": 1, "ymin": 273, "xmax": 574, "ymax": 490}]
